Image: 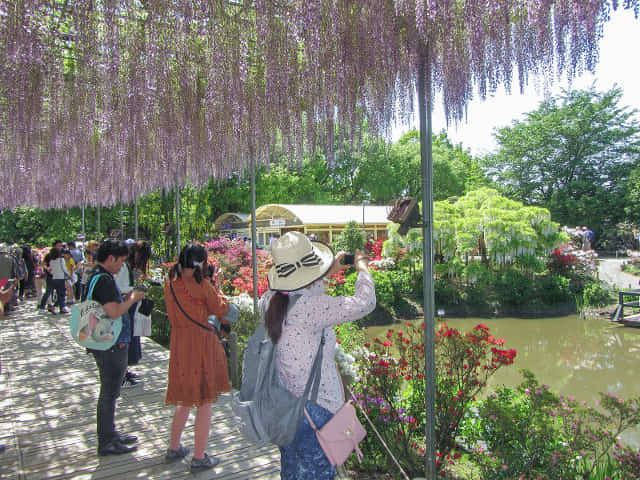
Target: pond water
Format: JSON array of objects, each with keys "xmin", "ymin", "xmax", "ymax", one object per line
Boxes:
[{"xmin": 366, "ymin": 314, "xmax": 640, "ymax": 446}]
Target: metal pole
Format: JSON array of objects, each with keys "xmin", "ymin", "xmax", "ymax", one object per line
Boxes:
[
  {"xmin": 134, "ymin": 197, "xmax": 139, "ymax": 240},
  {"xmin": 81, "ymin": 205, "xmax": 85, "ymax": 237},
  {"xmin": 120, "ymin": 202, "xmax": 124, "ymax": 240},
  {"xmin": 418, "ymin": 45, "xmax": 436, "ymax": 480},
  {"xmin": 250, "ymin": 153, "xmax": 259, "ymax": 319},
  {"xmin": 176, "ymin": 186, "xmax": 181, "ymax": 252}
]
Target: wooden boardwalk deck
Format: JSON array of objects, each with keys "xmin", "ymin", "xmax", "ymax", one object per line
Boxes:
[{"xmin": 0, "ymin": 300, "xmax": 282, "ymax": 480}]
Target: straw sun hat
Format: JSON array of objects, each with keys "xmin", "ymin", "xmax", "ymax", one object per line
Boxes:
[{"xmin": 268, "ymin": 231, "xmax": 335, "ymax": 292}]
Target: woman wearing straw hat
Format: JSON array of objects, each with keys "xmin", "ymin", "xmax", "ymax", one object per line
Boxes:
[{"xmin": 262, "ymin": 231, "xmax": 376, "ymax": 480}]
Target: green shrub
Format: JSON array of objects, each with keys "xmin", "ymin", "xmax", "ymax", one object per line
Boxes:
[
  {"xmin": 495, "ymin": 270, "xmax": 535, "ymax": 306},
  {"xmin": 334, "ymin": 321, "xmax": 365, "ymax": 354},
  {"xmin": 147, "ymin": 285, "xmax": 170, "ymax": 347},
  {"xmin": 463, "ymin": 370, "xmax": 640, "ymax": 480},
  {"xmin": 535, "ymin": 274, "xmax": 571, "ymax": 305},
  {"xmin": 332, "ymin": 220, "xmax": 366, "ymax": 253},
  {"xmin": 385, "ymin": 269, "xmax": 412, "ymax": 297},
  {"xmin": 370, "ymin": 269, "xmax": 396, "ymax": 307},
  {"xmin": 582, "ymin": 280, "xmax": 616, "ymax": 307},
  {"xmin": 435, "ymin": 278, "xmax": 462, "ymax": 306}
]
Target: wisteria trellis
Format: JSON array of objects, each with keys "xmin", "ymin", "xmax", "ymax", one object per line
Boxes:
[{"xmin": 0, "ymin": 0, "xmax": 637, "ymax": 209}]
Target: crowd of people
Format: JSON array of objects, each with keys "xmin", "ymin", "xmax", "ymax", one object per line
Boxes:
[{"xmin": 1, "ymin": 233, "xmax": 376, "ymax": 479}]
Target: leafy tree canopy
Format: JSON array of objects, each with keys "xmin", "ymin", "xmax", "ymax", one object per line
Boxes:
[{"xmin": 483, "ymin": 87, "xmax": 640, "ymax": 235}]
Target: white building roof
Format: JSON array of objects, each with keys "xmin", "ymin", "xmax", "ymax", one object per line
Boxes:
[{"xmin": 251, "ymin": 204, "xmax": 393, "ymax": 226}]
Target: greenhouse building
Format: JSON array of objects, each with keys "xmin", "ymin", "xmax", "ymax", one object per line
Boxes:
[{"xmin": 214, "ymin": 204, "xmax": 392, "ymax": 247}]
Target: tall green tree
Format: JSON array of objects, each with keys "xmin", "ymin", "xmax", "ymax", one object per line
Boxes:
[
  {"xmin": 364, "ymin": 130, "xmax": 490, "ymax": 203},
  {"xmin": 484, "ymin": 87, "xmax": 640, "ymax": 235}
]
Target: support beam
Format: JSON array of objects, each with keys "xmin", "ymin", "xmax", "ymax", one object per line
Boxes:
[
  {"xmin": 250, "ymin": 153, "xmax": 259, "ymax": 319},
  {"xmin": 176, "ymin": 187, "xmax": 181, "ymax": 252},
  {"xmin": 418, "ymin": 46, "xmax": 437, "ymax": 480},
  {"xmin": 134, "ymin": 197, "xmax": 139, "ymax": 240}
]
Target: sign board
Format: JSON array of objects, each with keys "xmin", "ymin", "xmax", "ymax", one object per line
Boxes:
[
  {"xmin": 77, "ymin": 233, "xmax": 86, "ymax": 240},
  {"xmin": 269, "ymin": 219, "xmax": 286, "ymax": 227}
]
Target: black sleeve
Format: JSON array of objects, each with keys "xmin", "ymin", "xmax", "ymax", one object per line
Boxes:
[{"xmin": 90, "ymin": 275, "xmax": 121, "ymax": 305}]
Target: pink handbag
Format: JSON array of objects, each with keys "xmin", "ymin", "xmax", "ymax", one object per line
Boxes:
[{"xmin": 304, "ymin": 400, "xmax": 366, "ymax": 466}]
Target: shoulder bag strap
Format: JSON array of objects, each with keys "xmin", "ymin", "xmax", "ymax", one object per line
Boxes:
[
  {"xmin": 305, "ymin": 329, "xmax": 325, "ymax": 404},
  {"xmin": 169, "ymin": 280, "xmax": 227, "ymax": 344},
  {"xmin": 86, "ymin": 273, "xmax": 107, "ymax": 301}
]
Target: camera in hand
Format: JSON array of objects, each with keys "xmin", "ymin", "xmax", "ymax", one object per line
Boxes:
[
  {"xmin": 138, "ymin": 298, "xmax": 154, "ymax": 316},
  {"xmin": 206, "ymin": 264, "xmax": 216, "ymax": 278},
  {"xmin": 133, "ymin": 283, "xmax": 149, "ymax": 292},
  {"xmin": 341, "ymin": 253, "xmax": 355, "ymax": 265}
]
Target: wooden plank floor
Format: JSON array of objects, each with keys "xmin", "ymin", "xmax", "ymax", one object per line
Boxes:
[{"xmin": 0, "ymin": 299, "xmax": 282, "ymax": 480}]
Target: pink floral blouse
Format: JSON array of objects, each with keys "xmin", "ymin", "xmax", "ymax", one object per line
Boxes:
[{"xmin": 260, "ymin": 271, "xmax": 376, "ymax": 413}]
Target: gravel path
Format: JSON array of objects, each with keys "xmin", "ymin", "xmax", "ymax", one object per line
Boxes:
[{"xmin": 598, "ymin": 257, "xmax": 639, "ymax": 290}]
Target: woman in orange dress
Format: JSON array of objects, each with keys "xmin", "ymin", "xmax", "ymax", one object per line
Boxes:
[{"xmin": 163, "ymin": 244, "xmax": 230, "ymax": 472}]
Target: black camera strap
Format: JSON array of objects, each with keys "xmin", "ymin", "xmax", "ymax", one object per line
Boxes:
[{"xmin": 168, "ymin": 280, "xmax": 226, "ymax": 346}]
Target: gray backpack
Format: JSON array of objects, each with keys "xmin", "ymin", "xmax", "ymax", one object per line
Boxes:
[{"xmin": 231, "ymin": 298, "xmax": 324, "ymax": 447}]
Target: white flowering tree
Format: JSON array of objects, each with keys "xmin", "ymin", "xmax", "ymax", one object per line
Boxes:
[{"xmin": 435, "ymin": 188, "xmax": 567, "ymax": 268}]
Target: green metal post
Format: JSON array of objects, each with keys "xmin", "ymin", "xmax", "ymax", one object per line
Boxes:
[{"xmin": 418, "ymin": 46, "xmax": 436, "ymax": 480}]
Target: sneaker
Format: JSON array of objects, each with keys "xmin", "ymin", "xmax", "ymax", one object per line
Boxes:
[
  {"xmin": 190, "ymin": 453, "xmax": 219, "ymax": 472},
  {"xmin": 47, "ymin": 305, "xmax": 56, "ymax": 315},
  {"xmin": 38, "ymin": 308, "xmax": 46, "ymax": 314},
  {"xmin": 122, "ymin": 376, "xmax": 140, "ymax": 388},
  {"xmin": 165, "ymin": 445, "xmax": 190, "ymax": 463},
  {"xmin": 59, "ymin": 307, "xmax": 70, "ymax": 314},
  {"xmin": 126, "ymin": 371, "xmax": 139, "ymax": 379}
]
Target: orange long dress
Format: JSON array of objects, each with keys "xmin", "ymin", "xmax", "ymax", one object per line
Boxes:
[{"xmin": 164, "ymin": 276, "xmax": 230, "ymax": 407}]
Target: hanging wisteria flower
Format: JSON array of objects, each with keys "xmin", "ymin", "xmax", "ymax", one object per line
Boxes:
[{"xmin": 0, "ymin": 1, "xmax": 632, "ymax": 209}]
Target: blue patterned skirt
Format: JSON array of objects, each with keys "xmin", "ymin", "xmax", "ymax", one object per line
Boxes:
[{"xmin": 279, "ymin": 401, "xmax": 336, "ymax": 480}]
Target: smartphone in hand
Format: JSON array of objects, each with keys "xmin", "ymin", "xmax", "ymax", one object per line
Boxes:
[{"xmin": 341, "ymin": 253, "xmax": 355, "ymax": 265}]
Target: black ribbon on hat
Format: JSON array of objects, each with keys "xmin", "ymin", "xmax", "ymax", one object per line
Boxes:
[{"xmin": 275, "ymin": 251, "xmax": 322, "ymax": 278}]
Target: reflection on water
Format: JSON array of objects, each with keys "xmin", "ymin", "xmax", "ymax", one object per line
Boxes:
[{"xmin": 366, "ymin": 315, "xmax": 640, "ymax": 445}]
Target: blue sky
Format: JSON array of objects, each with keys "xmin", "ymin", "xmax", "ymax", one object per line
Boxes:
[{"xmin": 394, "ymin": 8, "xmax": 640, "ymax": 157}]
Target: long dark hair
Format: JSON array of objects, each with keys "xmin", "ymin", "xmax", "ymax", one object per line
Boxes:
[
  {"xmin": 127, "ymin": 241, "xmax": 152, "ymax": 273},
  {"xmin": 47, "ymin": 247, "xmax": 61, "ymax": 262},
  {"xmin": 170, "ymin": 244, "xmax": 207, "ymax": 283},
  {"xmin": 265, "ymin": 292, "xmax": 289, "ymax": 344}
]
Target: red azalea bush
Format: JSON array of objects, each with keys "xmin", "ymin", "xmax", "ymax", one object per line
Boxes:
[
  {"xmin": 366, "ymin": 238, "xmax": 385, "ymax": 261},
  {"xmin": 349, "ymin": 320, "xmax": 426, "ymax": 476},
  {"xmin": 347, "ymin": 321, "xmax": 515, "ymax": 477},
  {"xmin": 548, "ymin": 246, "xmax": 578, "ymax": 277},
  {"xmin": 435, "ymin": 323, "xmax": 516, "ymax": 474}
]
